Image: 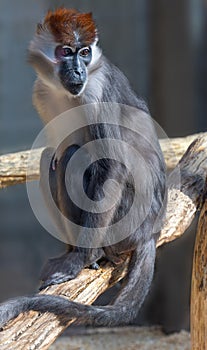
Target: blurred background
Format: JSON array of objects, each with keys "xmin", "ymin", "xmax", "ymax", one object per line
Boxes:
[{"xmin": 0, "ymin": 0, "xmax": 206, "ymax": 333}]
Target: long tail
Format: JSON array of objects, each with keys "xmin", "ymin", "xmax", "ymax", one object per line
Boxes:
[{"xmin": 0, "ymin": 239, "xmax": 156, "ymax": 328}]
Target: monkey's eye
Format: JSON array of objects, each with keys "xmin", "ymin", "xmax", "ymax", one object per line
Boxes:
[
  {"xmin": 79, "ymin": 47, "xmax": 90, "ymax": 57},
  {"xmin": 55, "ymin": 45, "xmax": 73, "ymax": 59}
]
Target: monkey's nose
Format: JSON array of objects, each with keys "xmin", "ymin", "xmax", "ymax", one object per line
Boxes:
[{"xmin": 74, "ymin": 68, "xmax": 83, "ymax": 77}]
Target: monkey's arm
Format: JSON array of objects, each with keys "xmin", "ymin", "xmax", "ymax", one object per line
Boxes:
[{"xmin": 39, "ymin": 146, "xmax": 105, "ymax": 289}]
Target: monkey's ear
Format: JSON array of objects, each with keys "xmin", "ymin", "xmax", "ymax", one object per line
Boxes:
[{"xmin": 36, "ymin": 22, "xmax": 44, "ymax": 34}]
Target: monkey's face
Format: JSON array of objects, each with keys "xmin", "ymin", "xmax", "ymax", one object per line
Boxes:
[
  {"xmin": 29, "ymin": 9, "xmax": 102, "ymax": 97},
  {"xmin": 55, "ymin": 45, "xmax": 92, "ymax": 95}
]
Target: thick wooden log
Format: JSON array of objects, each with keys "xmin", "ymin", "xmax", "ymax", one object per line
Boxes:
[
  {"xmin": 0, "ymin": 132, "xmax": 206, "ymax": 189},
  {"xmin": 0, "ymin": 148, "xmax": 43, "ymax": 188},
  {"xmin": 190, "ymin": 184, "xmax": 207, "ymax": 350},
  {"xmin": 157, "ymin": 134, "xmax": 207, "ymax": 246},
  {"xmin": 0, "ymin": 259, "xmax": 130, "ymax": 350},
  {"xmin": 0, "ymin": 135, "xmax": 207, "ymax": 349}
]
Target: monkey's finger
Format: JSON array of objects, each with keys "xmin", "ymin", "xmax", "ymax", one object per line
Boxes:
[
  {"xmin": 89, "ymin": 262, "xmax": 100, "ymax": 270},
  {"xmin": 39, "ymin": 272, "xmax": 78, "ymax": 290}
]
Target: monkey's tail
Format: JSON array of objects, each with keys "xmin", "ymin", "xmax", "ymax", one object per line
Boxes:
[{"xmin": 0, "ymin": 239, "xmax": 156, "ymax": 328}]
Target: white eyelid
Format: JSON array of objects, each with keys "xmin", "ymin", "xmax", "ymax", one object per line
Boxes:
[
  {"xmin": 79, "ymin": 47, "xmax": 90, "ymax": 54},
  {"xmin": 62, "ymin": 45, "xmax": 75, "ymax": 53}
]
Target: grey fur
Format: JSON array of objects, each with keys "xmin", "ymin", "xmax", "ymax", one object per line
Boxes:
[{"xmin": 0, "ymin": 13, "xmax": 166, "ymax": 329}]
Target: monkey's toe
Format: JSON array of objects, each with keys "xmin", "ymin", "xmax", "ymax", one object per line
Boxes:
[
  {"xmin": 40, "ymin": 272, "xmax": 77, "ymax": 290},
  {"xmin": 89, "ymin": 262, "xmax": 100, "ymax": 270}
]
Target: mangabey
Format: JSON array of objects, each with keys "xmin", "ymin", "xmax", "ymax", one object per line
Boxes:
[{"xmin": 0, "ymin": 8, "xmax": 166, "ymax": 328}]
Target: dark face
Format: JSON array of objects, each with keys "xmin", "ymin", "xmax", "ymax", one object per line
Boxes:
[{"xmin": 55, "ymin": 45, "xmax": 92, "ymax": 95}]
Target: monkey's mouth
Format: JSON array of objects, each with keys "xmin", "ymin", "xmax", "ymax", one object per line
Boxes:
[{"xmin": 66, "ymin": 82, "xmax": 84, "ymax": 96}]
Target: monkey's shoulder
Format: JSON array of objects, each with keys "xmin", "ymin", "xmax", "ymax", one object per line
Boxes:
[{"xmin": 100, "ymin": 56, "xmax": 149, "ymax": 113}]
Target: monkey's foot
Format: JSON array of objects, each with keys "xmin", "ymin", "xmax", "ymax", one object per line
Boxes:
[{"xmin": 39, "ymin": 252, "xmax": 85, "ymax": 290}]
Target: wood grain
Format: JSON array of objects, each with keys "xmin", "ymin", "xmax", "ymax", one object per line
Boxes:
[{"xmin": 191, "ymin": 182, "xmax": 207, "ymax": 350}]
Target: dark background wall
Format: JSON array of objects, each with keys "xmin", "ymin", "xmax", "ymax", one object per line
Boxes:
[{"xmin": 0, "ymin": 0, "xmax": 206, "ymax": 332}]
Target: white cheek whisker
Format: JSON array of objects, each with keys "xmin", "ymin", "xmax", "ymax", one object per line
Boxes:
[{"xmin": 89, "ymin": 43, "xmax": 102, "ymax": 67}]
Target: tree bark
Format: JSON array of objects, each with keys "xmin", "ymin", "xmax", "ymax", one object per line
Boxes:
[
  {"xmin": 190, "ymin": 182, "xmax": 207, "ymax": 350},
  {"xmin": 0, "ymin": 134, "xmax": 207, "ymax": 349}
]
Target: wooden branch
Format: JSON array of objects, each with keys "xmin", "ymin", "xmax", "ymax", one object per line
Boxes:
[
  {"xmin": 160, "ymin": 132, "xmax": 207, "ymax": 169},
  {"xmin": 0, "ymin": 132, "xmax": 206, "ymax": 189},
  {"xmin": 157, "ymin": 135, "xmax": 207, "ymax": 247},
  {"xmin": 190, "ymin": 182, "xmax": 207, "ymax": 350},
  {"xmin": 0, "ymin": 148, "xmax": 43, "ymax": 188},
  {"xmin": 0, "ymin": 135, "xmax": 207, "ymax": 349},
  {"xmin": 0, "ymin": 259, "xmax": 130, "ymax": 350}
]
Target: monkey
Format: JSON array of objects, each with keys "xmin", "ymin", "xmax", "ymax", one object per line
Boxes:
[{"xmin": 0, "ymin": 8, "xmax": 166, "ymax": 328}]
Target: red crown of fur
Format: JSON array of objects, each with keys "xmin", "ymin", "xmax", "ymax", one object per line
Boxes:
[{"xmin": 39, "ymin": 8, "xmax": 97, "ymax": 46}]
